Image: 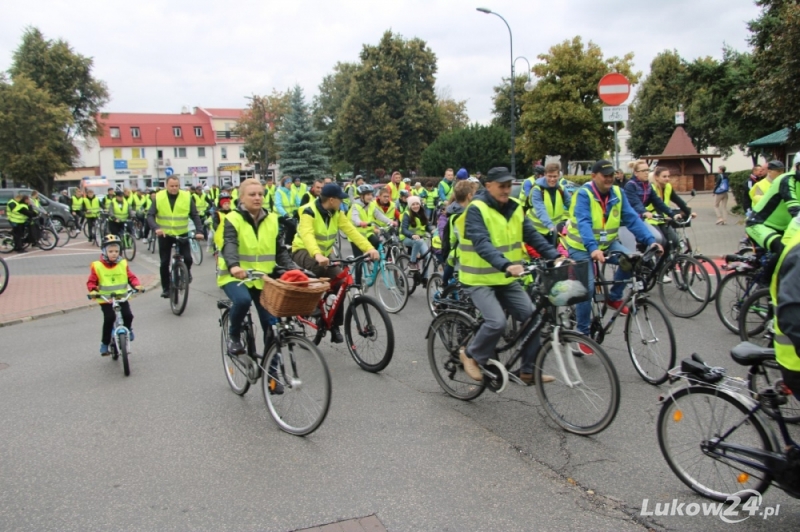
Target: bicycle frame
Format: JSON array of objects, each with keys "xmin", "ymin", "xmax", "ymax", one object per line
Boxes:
[{"xmin": 297, "ymin": 267, "xmax": 356, "ymax": 332}]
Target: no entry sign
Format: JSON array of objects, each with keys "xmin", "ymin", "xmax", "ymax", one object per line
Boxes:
[{"xmin": 598, "ymin": 73, "xmax": 631, "ymax": 106}]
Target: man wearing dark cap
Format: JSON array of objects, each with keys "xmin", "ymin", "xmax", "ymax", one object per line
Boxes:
[
  {"xmin": 292, "ymin": 183, "xmax": 379, "ymax": 343},
  {"xmin": 746, "ymin": 159, "xmax": 800, "ymax": 255},
  {"xmin": 564, "ymin": 160, "xmax": 662, "ymax": 354},
  {"xmin": 457, "ymin": 167, "xmax": 561, "ymax": 385}
]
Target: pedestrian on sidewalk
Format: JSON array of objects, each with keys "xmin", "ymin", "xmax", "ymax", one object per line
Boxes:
[{"xmin": 713, "ymin": 165, "xmax": 730, "ymax": 225}]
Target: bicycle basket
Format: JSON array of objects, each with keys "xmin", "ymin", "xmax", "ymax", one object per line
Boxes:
[
  {"xmin": 539, "ymin": 261, "xmax": 590, "ymax": 306},
  {"xmin": 260, "ymin": 276, "xmax": 331, "ymax": 317}
]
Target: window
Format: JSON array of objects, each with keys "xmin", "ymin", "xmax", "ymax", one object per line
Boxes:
[
  {"xmin": 239, "ymin": 147, "xmax": 246, "ymax": 159},
  {"xmin": 110, "ymin": 127, "xmax": 120, "ymax": 138},
  {"xmin": 198, "ymin": 147, "xmax": 206, "ymax": 158},
  {"xmin": 173, "ymin": 126, "xmax": 182, "ymax": 137},
  {"xmin": 221, "ymin": 147, "xmax": 228, "ymax": 160},
  {"xmin": 131, "ymin": 127, "xmax": 140, "ymax": 138},
  {"xmin": 132, "ymin": 148, "xmax": 145, "ymax": 159},
  {"xmin": 194, "ymin": 126, "xmax": 203, "ymax": 137},
  {"xmin": 113, "ymin": 148, "xmax": 123, "ymax": 159},
  {"xmin": 173, "ymin": 147, "xmax": 187, "ymax": 158}
]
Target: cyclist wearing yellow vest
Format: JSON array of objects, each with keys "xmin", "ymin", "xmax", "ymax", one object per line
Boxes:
[
  {"xmin": 440, "ymin": 180, "xmax": 477, "ymax": 285},
  {"xmin": 519, "ymin": 164, "xmax": 545, "ymax": 205},
  {"xmin": 458, "ymin": 167, "xmax": 562, "ymax": 385},
  {"xmin": 71, "ymin": 189, "xmax": 84, "ymax": 222},
  {"xmin": 274, "ymin": 175, "xmax": 299, "ymax": 244},
  {"xmin": 771, "ymin": 213, "xmax": 800, "ymax": 395},
  {"xmin": 82, "ymin": 189, "xmax": 102, "ymax": 242},
  {"xmin": 646, "ymin": 167, "xmax": 695, "ymax": 261},
  {"xmin": 372, "ymin": 187, "xmax": 397, "ymax": 227},
  {"xmin": 565, "ymin": 160, "xmax": 661, "ymax": 353},
  {"xmin": 385, "ymin": 171, "xmax": 410, "ymax": 201},
  {"xmin": 299, "ymin": 179, "xmax": 323, "ymax": 209},
  {"xmin": 350, "ymin": 184, "xmax": 396, "ymax": 285},
  {"xmin": 106, "ymin": 190, "xmax": 133, "ymax": 239},
  {"xmin": 263, "ymin": 178, "xmax": 276, "ymax": 211},
  {"xmin": 7, "ymin": 194, "xmax": 35, "ymax": 252},
  {"xmin": 420, "ymin": 179, "xmax": 438, "ymax": 219},
  {"xmin": 147, "ymin": 176, "xmax": 205, "ymax": 298},
  {"xmin": 438, "ymin": 168, "xmax": 455, "ymax": 203},
  {"xmin": 292, "ymin": 183, "xmax": 379, "ymax": 343},
  {"xmin": 528, "ymin": 163, "xmax": 573, "ymax": 246},
  {"xmin": 211, "ymin": 191, "xmax": 233, "ymax": 252},
  {"xmin": 218, "ymin": 179, "xmax": 299, "ymax": 356},
  {"xmin": 401, "ymin": 196, "xmax": 432, "ymax": 275},
  {"xmin": 344, "ymin": 176, "xmax": 364, "ymax": 208},
  {"xmin": 87, "ymin": 235, "xmax": 142, "ymax": 355},
  {"xmin": 291, "ymin": 177, "xmax": 307, "ymax": 207}
]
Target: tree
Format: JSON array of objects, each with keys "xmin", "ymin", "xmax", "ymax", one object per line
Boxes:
[
  {"xmin": 435, "ymin": 87, "xmax": 469, "ymax": 133},
  {"xmin": 277, "ymin": 85, "xmax": 329, "ymax": 181},
  {"xmin": 332, "ymin": 31, "xmax": 440, "ymax": 174},
  {"xmin": 0, "ymin": 75, "xmax": 74, "ymax": 192},
  {"xmin": 420, "ymin": 124, "xmax": 510, "ymax": 177},
  {"xmin": 490, "ymin": 75, "xmax": 529, "ymax": 133},
  {"xmin": 517, "ymin": 37, "xmax": 639, "ymax": 172},
  {"xmin": 236, "ymin": 89, "xmax": 290, "ymax": 168},
  {"xmin": 9, "ymin": 27, "xmax": 109, "ymax": 143},
  {"xmin": 738, "ymin": 0, "xmax": 800, "ymax": 141}
]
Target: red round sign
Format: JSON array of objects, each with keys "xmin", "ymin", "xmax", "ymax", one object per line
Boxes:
[{"xmin": 598, "ymin": 73, "xmax": 631, "ymax": 106}]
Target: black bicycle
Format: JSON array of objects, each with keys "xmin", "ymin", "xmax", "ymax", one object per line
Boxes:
[
  {"xmin": 0, "ymin": 256, "xmax": 8, "ymax": 295},
  {"xmin": 167, "ymin": 236, "xmax": 193, "ymax": 316}
]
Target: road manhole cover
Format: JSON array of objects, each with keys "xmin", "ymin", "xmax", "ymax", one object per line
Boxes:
[{"xmin": 0, "ymin": 363, "xmax": 9, "ymax": 371}]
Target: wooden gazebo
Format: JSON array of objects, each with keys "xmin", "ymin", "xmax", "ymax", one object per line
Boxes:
[{"xmin": 642, "ymin": 126, "xmax": 720, "ymax": 192}]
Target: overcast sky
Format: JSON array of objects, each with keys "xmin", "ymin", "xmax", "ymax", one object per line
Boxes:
[{"xmin": 2, "ymin": 0, "xmax": 762, "ymax": 124}]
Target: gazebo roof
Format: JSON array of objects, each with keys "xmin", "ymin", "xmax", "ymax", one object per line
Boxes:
[
  {"xmin": 642, "ymin": 126, "xmax": 720, "ymax": 160},
  {"xmin": 748, "ymin": 123, "xmax": 800, "ymax": 148}
]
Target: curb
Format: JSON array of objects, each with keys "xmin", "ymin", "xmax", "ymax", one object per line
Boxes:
[{"xmin": 0, "ymin": 278, "xmax": 161, "ymax": 328}]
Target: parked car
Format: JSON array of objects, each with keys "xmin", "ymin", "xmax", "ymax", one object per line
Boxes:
[{"xmin": 0, "ymin": 188, "xmax": 75, "ymax": 230}]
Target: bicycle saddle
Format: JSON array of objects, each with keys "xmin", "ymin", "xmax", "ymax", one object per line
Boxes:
[
  {"xmin": 730, "ymin": 342, "xmax": 776, "ymax": 366},
  {"xmin": 217, "ymin": 300, "xmax": 232, "ymax": 310}
]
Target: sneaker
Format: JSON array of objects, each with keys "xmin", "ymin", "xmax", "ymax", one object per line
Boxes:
[
  {"xmin": 100, "ymin": 343, "xmax": 109, "ymax": 356},
  {"xmin": 661, "ymin": 273, "xmax": 673, "ymax": 284},
  {"xmin": 160, "ymin": 290, "xmax": 170, "ymax": 298},
  {"xmin": 266, "ymin": 373, "xmax": 284, "ymax": 395},
  {"xmin": 129, "ymin": 330, "xmax": 135, "ymax": 342},
  {"xmin": 459, "ymin": 347, "xmax": 483, "ymax": 381},
  {"xmin": 519, "ymin": 371, "xmax": 555, "ymax": 385},
  {"xmin": 575, "ymin": 343, "xmax": 594, "ymax": 357},
  {"xmin": 330, "ymin": 326, "xmax": 344, "ymax": 344},
  {"xmin": 606, "ymin": 298, "xmax": 629, "ymax": 315},
  {"xmin": 408, "ymin": 262, "xmax": 419, "ymax": 271},
  {"xmin": 227, "ymin": 335, "xmax": 245, "ymax": 355}
]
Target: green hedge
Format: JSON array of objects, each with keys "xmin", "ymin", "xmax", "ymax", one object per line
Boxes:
[{"xmin": 728, "ymin": 170, "xmax": 750, "ymax": 215}]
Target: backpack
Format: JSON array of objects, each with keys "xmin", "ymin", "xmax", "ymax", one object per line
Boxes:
[{"xmin": 716, "ymin": 175, "xmax": 729, "ymax": 194}]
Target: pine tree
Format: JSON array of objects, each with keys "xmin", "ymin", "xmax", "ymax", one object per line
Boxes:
[{"xmin": 277, "ymin": 85, "xmax": 329, "ymax": 182}]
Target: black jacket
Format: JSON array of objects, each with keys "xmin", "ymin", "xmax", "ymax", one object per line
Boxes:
[{"xmin": 221, "ymin": 207, "xmax": 297, "ymax": 272}]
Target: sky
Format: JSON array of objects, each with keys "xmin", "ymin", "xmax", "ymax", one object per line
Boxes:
[{"xmin": 1, "ymin": 0, "xmax": 763, "ymax": 125}]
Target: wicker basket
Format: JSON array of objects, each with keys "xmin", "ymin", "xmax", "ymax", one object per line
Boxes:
[{"xmin": 259, "ymin": 276, "xmax": 330, "ymax": 317}]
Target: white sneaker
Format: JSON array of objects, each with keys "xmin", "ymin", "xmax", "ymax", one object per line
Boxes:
[{"xmin": 662, "ymin": 273, "xmax": 673, "ymax": 284}]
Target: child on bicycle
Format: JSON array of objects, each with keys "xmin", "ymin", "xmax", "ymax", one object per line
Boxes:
[{"xmin": 87, "ymin": 235, "xmax": 142, "ymax": 356}]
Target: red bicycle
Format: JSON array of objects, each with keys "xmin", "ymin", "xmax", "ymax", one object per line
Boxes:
[{"xmin": 298, "ymin": 255, "xmax": 395, "ymax": 373}]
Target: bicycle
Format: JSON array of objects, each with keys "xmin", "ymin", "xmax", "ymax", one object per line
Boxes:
[
  {"xmin": 427, "ymin": 259, "xmax": 620, "ymax": 435},
  {"xmin": 657, "ymin": 345, "xmax": 800, "ymax": 501},
  {"xmin": 0, "ymin": 256, "xmax": 8, "ymax": 295},
  {"xmin": 187, "ymin": 221, "xmax": 203, "ymax": 266},
  {"xmin": 671, "ymin": 214, "xmax": 722, "ymax": 300},
  {"xmin": 218, "ymin": 270, "xmax": 331, "ymax": 436},
  {"xmin": 297, "ymin": 255, "xmax": 395, "ymax": 373},
  {"xmin": 357, "ymin": 226, "xmax": 409, "ymax": 313},
  {"xmin": 0, "ymin": 218, "xmax": 57, "ymax": 253},
  {"xmin": 93, "ymin": 213, "xmax": 109, "ymax": 247},
  {"xmin": 146, "ymin": 229, "xmax": 157, "ymax": 254},
  {"xmin": 584, "ymin": 247, "xmax": 677, "ymax": 385},
  {"xmin": 87, "ymin": 288, "xmax": 142, "ymax": 377},
  {"xmin": 42, "ymin": 212, "xmax": 70, "ymax": 248},
  {"xmin": 715, "ymin": 250, "xmax": 770, "ymax": 334},
  {"xmin": 110, "ymin": 219, "xmax": 137, "ymax": 261},
  {"xmin": 167, "ymin": 235, "xmax": 193, "ymax": 316},
  {"xmin": 396, "ymin": 233, "xmax": 441, "ymax": 295},
  {"xmin": 737, "ymin": 287, "xmax": 773, "ymax": 348}
]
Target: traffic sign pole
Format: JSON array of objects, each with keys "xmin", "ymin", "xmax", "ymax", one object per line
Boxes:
[{"xmin": 598, "ymin": 74, "xmax": 631, "ymax": 172}]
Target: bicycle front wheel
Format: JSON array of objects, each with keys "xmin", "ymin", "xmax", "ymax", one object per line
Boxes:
[
  {"xmin": 715, "ymin": 271, "xmax": 756, "ymax": 334},
  {"xmin": 693, "ymin": 254, "xmax": 721, "ymax": 300},
  {"xmin": 426, "ymin": 273, "xmax": 444, "ymax": 317},
  {"xmin": 375, "ymin": 263, "xmax": 408, "ymax": 314},
  {"xmin": 0, "ymin": 232, "xmax": 14, "ymax": 254},
  {"xmin": 38, "ymin": 228, "xmax": 58, "ymax": 250},
  {"xmin": 624, "ymin": 299, "xmax": 676, "ymax": 385},
  {"xmin": 0, "ymin": 258, "xmax": 7, "ymax": 295},
  {"xmin": 658, "ymin": 255, "xmax": 711, "ymax": 318},
  {"xmin": 344, "ymin": 295, "xmax": 395, "ymax": 372},
  {"xmin": 54, "ymin": 222, "xmax": 70, "ymax": 248},
  {"xmin": 427, "ymin": 311, "xmax": 486, "ymax": 400},
  {"xmin": 220, "ymin": 310, "xmax": 250, "ymax": 395},
  {"xmin": 262, "ymin": 335, "xmax": 331, "ymax": 436},
  {"xmin": 123, "ymin": 233, "xmax": 136, "ymax": 261},
  {"xmin": 170, "ymin": 261, "xmax": 190, "ymax": 316},
  {"xmin": 657, "ymin": 386, "xmax": 774, "ymax": 501},
  {"xmin": 737, "ymin": 288, "xmax": 773, "ymax": 347},
  {"xmin": 117, "ymin": 332, "xmax": 131, "ymax": 376},
  {"xmin": 190, "ymin": 238, "xmax": 203, "ymax": 265},
  {"xmin": 535, "ymin": 331, "xmax": 620, "ymax": 435}
]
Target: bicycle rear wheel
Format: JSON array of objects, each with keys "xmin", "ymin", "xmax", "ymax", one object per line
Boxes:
[
  {"xmin": 0, "ymin": 258, "xmax": 8, "ymax": 295},
  {"xmin": 220, "ymin": 310, "xmax": 250, "ymax": 395},
  {"xmin": 0, "ymin": 231, "xmax": 14, "ymax": 253},
  {"xmin": 737, "ymin": 288, "xmax": 773, "ymax": 347},
  {"xmin": 262, "ymin": 335, "xmax": 331, "ymax": 436},
  {"xmin": 54, "ymin": 222, "xmax": 70, "ymax": 248},
  {"xmin": 624, "ymin": 298, "xmax": 676, "ymax": 385},
  {"xmin": 123, "ymin": 233, "xmax": 136, "ymax": 261},
  {"xmin": 170, "ymin": 261, "xmax": 190, "ymax": 315},
  {"xmin": 344, "ymin": 295, "xmax": 395, "ymax": 372},
  {"xmin": 748, "ymin": 361, "xmax": 800, "ymax": 423},
  {"xmin": 535, "ymin": 331, "xmax": 620, "ymax": 435},
  {"xmin": 693, "ymin": 254, "xmax": 721, "ymax": 300},
  {"xmin": 38, "ymin": 228, "xmax": 58, "ymax": 250},
  {"xmin": 117, "ymin": 332, "xmax": 131, "ymax": 376},
  {"xmin": 374, "ymin": 262, "xmax": 408, "ymax": 314},
  {"xmin": 658, "ymin": 255, "xmax": 711, "ymax": 318},
  {"xmin": 427, "ymin": 311, "xmax": 486, "ymax": 400},
  {"xmin": 190, "ymin": 238, "xmax": 203, "ymax": 265},
  {"xmin": 426, "ymin": 273, "xmax": 444, "ymax": 317},
  {"xmin": 657, "ymin": 386, "xmax": 773, "ymax": 501}
]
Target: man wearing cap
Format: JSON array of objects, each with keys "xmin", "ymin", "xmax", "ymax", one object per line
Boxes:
[
  {"xmin": 746, "ymin": 160, "xmax": 800, "ymax": 254},
  {"xmin": 565, "ymin": 160, "xmax": 662, "ymax": 354},
  {"xmin": 292, "ymin": 183, "xmax": 379, "ymax": 343},
  {"xmin": 458, "ymin": 167, "xmax": 562, "ymax": 385},
  {"xmin": 385, "ymin": 171, "xmax": 410, "ymax": 202},
  {"xmin": 438, "ymin": 168, "xmax": 456, "ymax": 203}
]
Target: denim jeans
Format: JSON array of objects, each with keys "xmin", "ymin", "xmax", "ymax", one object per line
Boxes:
[
  {"xmin": 406, "ymin": 238, "xmax": 428, "ymax": 262},
  {"xmin": 567, "ymin": 240, "xmax": 632, "ymax": 335},
  {"xmin": 222, "ymin": 282, "xmax": 273, "ymax": 346}
]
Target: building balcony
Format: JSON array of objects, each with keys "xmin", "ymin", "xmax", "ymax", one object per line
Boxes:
[{"xmin": 216, "ymin": 131, "xmax": 242, "ymax": 140}]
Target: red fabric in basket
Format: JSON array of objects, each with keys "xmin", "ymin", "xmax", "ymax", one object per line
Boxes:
[{"xmin": 280, "ymin": 270, "xmax": 309, "ymax": 287}]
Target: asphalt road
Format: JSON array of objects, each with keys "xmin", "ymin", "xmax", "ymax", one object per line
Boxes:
[{"xmin": 1, "ymin": 208, "xmax": 799, "ymax": 531}]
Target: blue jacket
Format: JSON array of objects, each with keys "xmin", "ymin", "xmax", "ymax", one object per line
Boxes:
[
  {"xmin": 274, "ymin": 186, "xmax": 293, "ymax": 217},
  {"xmin": 438, "ymin": 179, "xmax": 453, "ymax": 203},
  {"xmin": 624, "ymin": 178, "xmax": 672, "ymax": 218},
  {"xmin": 464, "ymin": 190, "xmax": 559, "ymax": 273},
  {"xmin": 572, "ymin": 184, "xmax": 655, "ymax": 254},
  {"xmin": 531, "ymin": 177, "xmax": 572, "ymax": 231}
]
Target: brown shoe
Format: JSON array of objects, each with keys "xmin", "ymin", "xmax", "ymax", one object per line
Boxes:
[
  {"xmin": 520, "ymin": 372, "xmax": 555, "ymax": 385},
  {"xmin": 459, "ymin": 348, "xmax": 483, "ymax": 381}
]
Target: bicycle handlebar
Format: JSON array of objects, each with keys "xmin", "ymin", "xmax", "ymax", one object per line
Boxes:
[
  {"xmin": 238, "ymin": 268, "xmax": 319, "ymax": 284},
  {"xmin": 504, "ymin": 257, "xmax": 572, "ymax": 277},
  {"xmin": 604, "ymin": 244, "xmax": 662, "ymax": 264},
  {"xmin": 87, "ymin": 287, "xmax": 142, "ymax": 303}
]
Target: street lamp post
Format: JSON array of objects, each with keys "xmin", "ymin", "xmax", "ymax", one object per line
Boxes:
[{"xmin": 477, "ymin": 7, "xmax": 517, "ymax": 176}]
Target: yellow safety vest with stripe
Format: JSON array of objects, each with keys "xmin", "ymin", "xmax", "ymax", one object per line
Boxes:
[
  {"xmin": 770, "ymin": 229, "xmax": 800, "ymax": 371},
  {"xmin": 7, "ymin": 200, "xmax": 27, "ymax": 224},
  {"xmin": 351, "ymin": 202, "xmax": 373, "ymax": 238},
  {"xmin": 93, "ymin": 260, "xmax": 129, "ymax": 299},
  {"xmin": 213, "ymin": 211, "xmax": 228, "ymax": 250},
  {"xmin": 110, "ymin": 199, "xmax": 130, "ymax": 221},
  {"xmin": 646, "ymin": 183, "xmax": 672, "ymax": 225},
  {"xmin": 154, "ymin": 190, "xmax": 190, "ymax": 236},
  {"xmin": 31, "ymin": 197, "xmax": 41, "ymax": 208},
  {"xmin": 291, "ymin": 183, "xmax": 307, "ymax": 202},
  {"xmin": 231, "ymin": 188, "xmax": 239, "ymax": 203},
  {"xmin": 518, "ymin": 176, "xmax": 537, "ymax": 203},
  {"xmin": 129, "ymin": 194, "xmax": 144, "ymax": 210},
  {"xmin": 216, "ymin": 210, "xmax": 278, "ymax": 290},
  {"xmin": 400, "ymin": 211, "xmax": 426, "ymax": 241},
  {"xmin": 386, "ymin": 182, "xmax": 409, "ymax": 201},
  {"xmin": 564, "ymin": 186, "xmax": 623, "ymax": 251},
  {"xmin": 459, "ymin": 199, "xmax": 525, "ymax": 286},
  {"xmin": 263, "ymin": 186, "xmax": 275, "ymax": 210},
  {"xmin": 422, "ymin": 190, "xmax": 437, "ymax": 210},
  {"xmin": 277, "ymin": 188, "xmax": 296, "ymax": 216},
  {"xmin": 209, "ymin": 188, "xmax": 220, "ymax": 202},
  {"xmin": 439, "ymin": 180, "xmax": 452, "ymax": 201},
  {"xmin": 370, "ymin": 201, "xmax": 396, "ymax": 228},
  {"xmin": 527, "ymin": 185, "xmax": 566, "ymax": 234},
  {"xmin": 292, "ymin": 200, "xmax": 340, "ymax": 257},
  {"xmin": 193, "ymin": 193, "xmax": 208, "ymax": 216},
  {"xmin": 83, "ymin": 196, "xmax": 101, "ymax": 218},
  {"xmin": 71, "ymin": 196, "xmax": 83, "ymax": 211},
  {"xmin": 750, "ymin": 177, "xmax": 772, "ymax": 204},
  {"xmin": 447, "ymin": 211, "xmax": 467, "ymax": 267}
]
